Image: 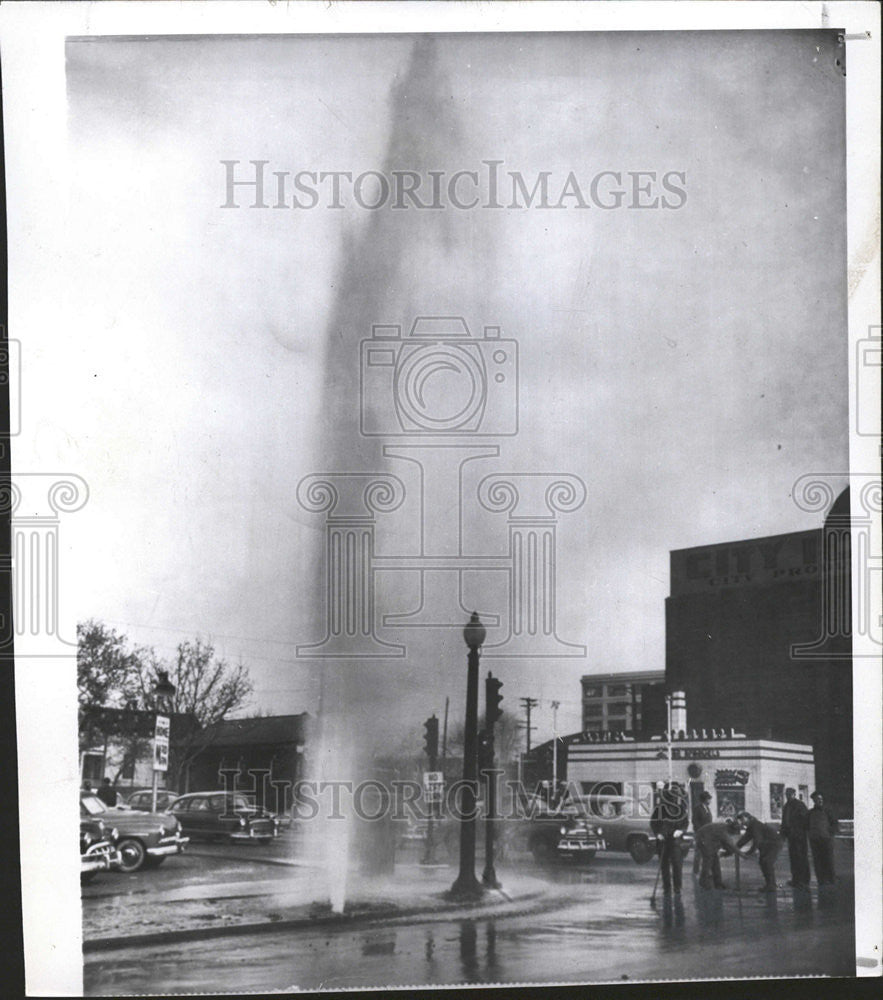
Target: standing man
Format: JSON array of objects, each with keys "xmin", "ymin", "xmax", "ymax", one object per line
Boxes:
[
  {"xmin": 808, "ymin": 791, "xmax": 838, "ymax": 885},
  {"xmin": 695, "ymin": 818, "xmax": 740, "ymax": 889},
  {"xmin": 780, "ymin": 787, "xmax": 810, "ymax": 888},
  {"xmin": 650, "ymin": 782, "xmax": 689, "ymax": 895},
  {"xmin": 736, "ymin": 811, "xmax": 782, "ymax": 893},
  {"xmin": 96, "ymin": 777, "xmax": 117, "ymax": 808},
  {"xmin": 691, "ymin": 790, "xmax": 713, "ymax": 876}
]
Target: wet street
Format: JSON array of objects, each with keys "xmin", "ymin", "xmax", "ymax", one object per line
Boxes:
[{"xmin": 83, "ymin": 839, "xmax": 855, "ymax": 993}]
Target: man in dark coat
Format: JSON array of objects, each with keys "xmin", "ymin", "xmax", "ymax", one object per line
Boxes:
[
  {"xmin": 96, "ymin": 777, "xmax": 117, "ymax": 808},
  {"xmin": 650, "ymin": 783, "xmax": 689, "ymax": 894},
  {"xmin": 736, "ymin": 811, "xmax": 782, "ymax": 893},
  {"xmin": 695, "ymin": 819, "xmax": 739, "ymax": 889},
  {"xmin": 780, "ymin": 787, "xmax": 810, "ymax": 888},
  {"xmin": 691, "ymin": 790, "xmax": 713, "ymax": 875},
  {"xmin": 808, "ymin": 791, "xmax": 838, "ymax": 885}
]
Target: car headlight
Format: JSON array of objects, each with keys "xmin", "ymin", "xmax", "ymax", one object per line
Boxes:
[
  {"xmin": 239, "ymin": 817, "xmax": 247, "ymax": 828},
  {"xmin": 559, "ymin": 825, "xmax": 568, "ymax": 836},
  {"xmin": 82, "ymin": 832, "xmax": 92, "ymax": 846},
  {"xmin": 110, "ymin": 828, "xmax": 119, "ymax": 842},
  {"xmin": 596, "ymin": 827, "xmax": 604, "ymax": 836},
  {"xmin": 176, "ymin": 820, "xmax": 182, "ymax": 834}
]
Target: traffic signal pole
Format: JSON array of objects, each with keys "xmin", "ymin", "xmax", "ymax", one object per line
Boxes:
[
  {"xmin": 421, "ymin": 715, "xmax": 439, "ymax": 865},
  {"xmin": 482, "ymin": 671, "xmax": 503, "ymax": 889}
]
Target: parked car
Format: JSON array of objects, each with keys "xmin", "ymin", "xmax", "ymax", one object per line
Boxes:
[
  {"xmin": 507, "ymin": 799, "xmax": 605, "ymax": 864},
  {"xmin": 170, "ymin": 791, "xmax": 282, "ymax": 844},
  {"xmin": 80, "ymin": 818, "xmax": 121, "ymax": 883},
  {"xmin": 589, "ymin": 795, "xmax": 694, "ymax": 864},
  {"xmin": 80, "ymin": 793, "xmax": 189, "ymax": 873},
  {"xmin": 126, "ymin": 789, "xmax": 179, "ymax": 813}
]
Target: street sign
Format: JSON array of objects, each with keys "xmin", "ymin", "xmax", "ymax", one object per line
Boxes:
[
  {"xmin": 153, "ymin": 713, "xmax": 170, "ymax": 772},
  {"xmin": 423, "ymin": 771, "xmax": 444, "ymax": 802}
]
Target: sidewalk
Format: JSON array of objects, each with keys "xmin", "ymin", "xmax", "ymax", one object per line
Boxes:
[{"xmin": 82, "ymin": 862, "xmax": 561, "ymax": 951}]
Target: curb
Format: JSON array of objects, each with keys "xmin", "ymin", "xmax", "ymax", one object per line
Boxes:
[{"xmin": 83, "ymin": 890, "xmax": 552, "ymax": 954}]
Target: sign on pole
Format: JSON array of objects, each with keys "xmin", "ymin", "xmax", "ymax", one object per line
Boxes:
[
  {"xmin": 153, "ymin": 713, "xmax": 170, "ymax": 772},
  {"xmin": 423, "ymin": 770, "xmax": 444, "ymax": 802}
]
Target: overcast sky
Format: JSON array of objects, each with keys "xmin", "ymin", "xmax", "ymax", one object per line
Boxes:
[{"xmin": 54, "ymin": 30, "xmax": 847, "ymax": 744}]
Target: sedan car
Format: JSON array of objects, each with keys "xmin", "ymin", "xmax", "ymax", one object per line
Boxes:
[
  {"xmin": 81, "ymin": 793, "xmax": 189, "ymax": 873},
  {"xmin": 590, "ymin": 795, "xmax": 695, "ymax": 864},
  {"xmin": 80, "ymin": 818, "xmax": 121, "ymax": 883},
  {"xmin": 126, "ymin": 789, "xmax": 179, "ymax": 813},
  {"xmin": 170, "ymin": 792, "xmax": 281, "ymax": 844},
  {"xmin": 555, "ymin": 816, "xmax": 607, "ymax": 861}
]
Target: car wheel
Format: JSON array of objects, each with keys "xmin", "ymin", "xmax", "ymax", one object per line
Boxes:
[
  {"xmin": 628, "ymin": 836, "xmax": 654, "ymax": 865},
  {"xmin": 116, "ymin": 838, "xmax": 147, "ymax": 873},
  {"xmin": 530, "ymin": 836, "xmax": 557, "ymax": 865}
]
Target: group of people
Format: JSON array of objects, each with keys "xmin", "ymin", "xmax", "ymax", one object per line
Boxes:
[{"xmin": 650, "ymin": 783, "xmax": 839, "ymax": 896}]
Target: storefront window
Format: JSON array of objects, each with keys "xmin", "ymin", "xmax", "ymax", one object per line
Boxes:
[
  {"xmin": 798, "ymin": 784, "xmax": 809, "ymax": 805},
  {"xmin": 769, "ymin": 783, "xmax": 785, "ymax": 820},
  {"xmin": 716, "ymin": 787, "xmax": 745, "ymax": 818}
]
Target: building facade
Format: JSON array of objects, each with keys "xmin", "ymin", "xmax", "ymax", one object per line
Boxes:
[
  {"xmin": 565, "ymin": 730, "xmax": 815, "ymax": 822},
  {"xmin": 665, "ymin": 490, "xmax": 853, "ymax": 817},
  {"xmin": 580, "ymin": 670, "xmax": 667, "ymax": 735}
]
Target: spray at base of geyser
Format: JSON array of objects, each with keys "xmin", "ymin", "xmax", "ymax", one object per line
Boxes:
[{"xmin": 303, "ymin": 698, "xmax": 354, "ymax": 914}]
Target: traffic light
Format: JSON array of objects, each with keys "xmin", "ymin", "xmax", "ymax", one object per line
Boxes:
[
  {"xmin": 486, "ymin": 672, "xmax": 503, "ymax": 726},
  {"xmin": 423, "ymin": 714, "xmax": 439, "ymax": 763},
  {"xmin": 477, "ymin": 728, "xmax": 492, "ymax": 771}
]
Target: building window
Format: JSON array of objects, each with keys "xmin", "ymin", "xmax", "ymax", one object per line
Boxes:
[
  {"xmin": 606, "ymin": 684, "xmax": 628, "ymax": 698},
  {"xmin": 583, "ymin": 685, "xmax": 602, "ymax": 699},
  {"xmin": 81, "ymin": 753, "xmax": 104, "ymax": 783},
  {"xmin": 583, "ymin": 703, "xmax": 603, "ymax": 718},
  {"xmin": 605, "ymin": 717, "xmax": 628, "ymax": 731},
  {"xmin": 769, "ymin": 783, "xmax": 785, "ymax": 820},
  {"xmin": 605, "ymin": 702, "xmax": 631, "ymax": 716},
  {"xmin": 798, "ymin": 784, "xmax": 809, "ymax": 805},
  {"xmin": 121, "ymin": 751, "xmax": 136, "ymax": 781}
]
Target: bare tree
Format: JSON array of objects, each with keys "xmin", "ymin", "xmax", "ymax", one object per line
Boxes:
[
  {"xmin": 78, "ymin": 622, "xmax": 253, "ymax": 790},
  {"xmin": 137, "ymin": 638, "xmax": 253, "ymax": 790}
]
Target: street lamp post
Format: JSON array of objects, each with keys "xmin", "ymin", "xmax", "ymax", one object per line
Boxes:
[
  {"xmin": 448, "ymin": 612, "xmax": 486, "ymax": 901},
  {"xmin": 664, "ymin": 693, "xmax": 673, "ymax": 782},
  {"xmin": 151, "ymin": 670, "xmax": 176, "ymax": 813}
]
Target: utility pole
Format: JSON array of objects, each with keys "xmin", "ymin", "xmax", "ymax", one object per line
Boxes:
[
  {"xmin": 551, "ymin": 700, "xmax": 560, "ymax": 791},
  {"xmin": 519, "ymin": 696, "xmax": 538, "ymax": 753}
]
